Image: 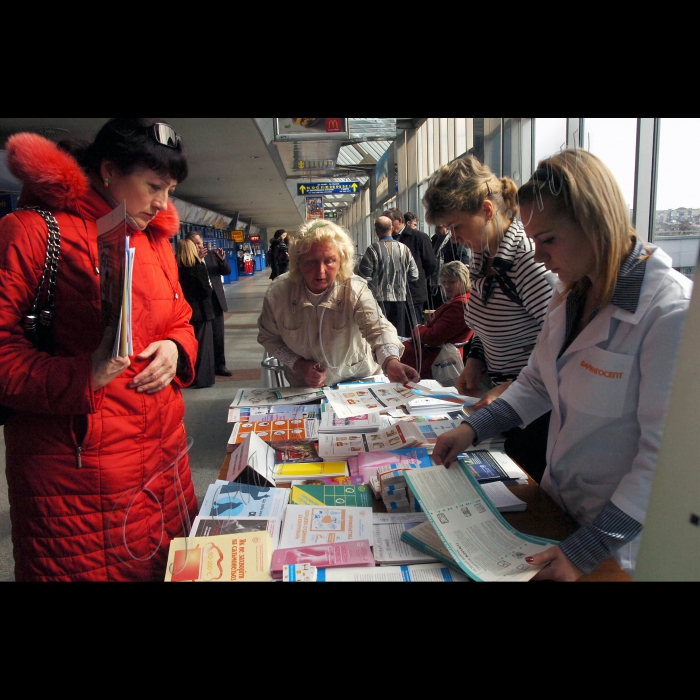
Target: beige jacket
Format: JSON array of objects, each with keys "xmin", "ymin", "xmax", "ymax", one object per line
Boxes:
[{"xmin": 257, "ymin": 274, "xmax": 403, "ymax": 386}]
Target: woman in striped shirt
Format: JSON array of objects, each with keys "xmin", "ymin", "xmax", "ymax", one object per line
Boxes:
[{"xmin": 423, "ymin": 156, "xmax": 556, "ymax": 481}]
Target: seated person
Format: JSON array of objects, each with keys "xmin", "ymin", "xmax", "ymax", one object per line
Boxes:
[
  {"xmin": 257, "ymin": 220, "xmax": 421, "ymax": 388},
  {"xmin": 401, "ymin": 261, "xmax": 473, "ymax": 379}
]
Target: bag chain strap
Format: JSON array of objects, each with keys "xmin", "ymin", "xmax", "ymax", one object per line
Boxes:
[{"xmin": 18, "ymin": 206, "xmax": 62, "ymax": 337}]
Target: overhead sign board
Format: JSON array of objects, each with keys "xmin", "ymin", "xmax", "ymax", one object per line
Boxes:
[
  {"xmin": 275, "ymin": 118, "xmax": 348, "ymax": 141},
  {"xmin": 232, "ymin": 230, "xmax": 244, "ymax": 243},
  {"xmin": 297, "ymin": 182, "xmax": 360, "ymax": 196},
  {"xmin": 324, "ymin": 210, "xmax": 338, "ymax": 219}
]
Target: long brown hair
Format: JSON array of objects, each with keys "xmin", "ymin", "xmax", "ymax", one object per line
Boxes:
[{"xmin": 517, "ymin": 149, "xmax": 645, "ymax": 306}]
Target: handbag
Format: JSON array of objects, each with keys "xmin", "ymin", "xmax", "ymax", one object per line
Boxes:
[
  {"xmin": 430, "ymin": 343, "xmax": 464, "ymax": 387},
  {"xmin": 0, "ymin": 206, "xmax": 62, "ymax": 426}
]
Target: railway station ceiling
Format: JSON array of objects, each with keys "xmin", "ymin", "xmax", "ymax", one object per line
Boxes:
[{"xmin": 0, "ymin": 118, "xmax": 421, "ymax": 233}]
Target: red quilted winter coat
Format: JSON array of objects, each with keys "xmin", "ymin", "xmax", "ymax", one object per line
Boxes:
[
  {"xmin": 401, "ymin": 292, "xmax": 473, "ymax": 378},
  {"xmin": 0, "ymin": 133, "xmax": 199, "ymax": 581}
]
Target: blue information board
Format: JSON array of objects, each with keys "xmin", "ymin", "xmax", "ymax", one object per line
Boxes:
[{"xmin": 297, "ymin": 182, "xmax": 360, "ymax": 196}]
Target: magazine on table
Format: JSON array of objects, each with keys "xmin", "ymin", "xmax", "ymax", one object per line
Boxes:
[{"xmin": 403, "ymin": 462, "xmax": 557, "ymax": 582}]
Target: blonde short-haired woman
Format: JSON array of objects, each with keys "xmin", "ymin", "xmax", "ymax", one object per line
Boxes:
[
  {"xmin": 434, "ymin": 149, "xmax": 693, "ymax": 581},
  {"xmin": 258, "ymin": 220, "xmax": 420, "ymax": 387}
]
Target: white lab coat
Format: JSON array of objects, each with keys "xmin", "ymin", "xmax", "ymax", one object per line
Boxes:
[{"xmin": 500, "ymin": 246, "xmax": 692, "ymax": 573}]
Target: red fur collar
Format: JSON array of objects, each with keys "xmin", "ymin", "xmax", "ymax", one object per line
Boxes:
[{"xmin": 6, "ymin": 132, "xmax": 180, "ymax": 238}]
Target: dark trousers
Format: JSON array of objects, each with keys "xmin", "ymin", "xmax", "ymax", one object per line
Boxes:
[
  {"xmin": 192, "ymin": 319, "xmax": 215, "ymax": 388},
  {"xmin": 212, "ymin": 312, "xmax": 226, "ymax": 371},
  {"xmin": 502, "ymin": 410, "xmax": 551, "ymax": 484},
  {"xmin": 380, "ymin": 301, "xmax": 410, "ymax": 337}
]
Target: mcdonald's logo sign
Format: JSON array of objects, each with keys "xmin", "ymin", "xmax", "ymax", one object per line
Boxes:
[{"xmin": 325, "ymin": 118, "xmax": 343, "ymax": 133}]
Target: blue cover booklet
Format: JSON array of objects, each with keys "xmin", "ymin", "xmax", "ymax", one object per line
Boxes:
[{"xmin": 458, "ymin": 451, "xmax": 510, "ymax": 483}]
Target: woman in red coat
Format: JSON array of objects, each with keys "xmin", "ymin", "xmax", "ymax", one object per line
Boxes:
[
  {"xmin": 401, "ymin": 261, "xmax": 474, "ymax": 379},
  {"xmin": 0, "ymin": 119, "xmax": 199, "ymax": 581}
]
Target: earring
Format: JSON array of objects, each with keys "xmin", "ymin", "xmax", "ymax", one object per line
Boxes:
[{"xmin": 103, "ymin": 178, "xmax": 110, "ymax": 188}]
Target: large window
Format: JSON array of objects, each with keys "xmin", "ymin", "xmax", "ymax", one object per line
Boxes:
[
  {"xmin": 652, "ymin": 118, "xmax": 700, "ymax": 278},
  {"xmin": 584, "ymin": 118, "xmax": 637, "ymax": 218},
  {"xmin": 534, "ymin": 118, "xmax": 567, "ymax": 167}
]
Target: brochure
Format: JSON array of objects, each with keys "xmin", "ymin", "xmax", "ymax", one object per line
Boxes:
[
  {"xmin": 227, "ymin": 404, "xmax": 321, "ymax": 424},
  {"xmin": 165, "ymin": 532, "xmax": 273, "ymax": 582},
  {"xmin": 97, "ymin": 201, "xmax": 133, "ymax": 358},
  {"xmin": 225, "ymin": 432, "xmax": 277, "ymax": 485},
  {"xmin": 230, "ymin": 387, "xmax": 323, "ymax": 408},
  {"xmin": 316, "ymin": 562, "xmax": 470, "ymax": 582},
  {"xmin": 278, "ymin": 504, "xmax": 374, "ymax": 549},
  {"xmin": 199, "ymin": 480, "xmax": 289, "ymax": 519},
  {"xmin": 317, "ymin": 422, "xmax": 425, "ymax": 459},
  {"xmin": 189, "ymin": 515, "xmax": 283, "ymax": 549},
  {"xmin": 403, "ymin": 463, "xmax": 557, "ymax": 582},
  {"xmin": 372, "ymin": 512, "xmax": 438, "ymax": 565}
]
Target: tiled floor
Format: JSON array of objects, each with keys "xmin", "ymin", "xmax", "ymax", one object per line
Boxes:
[{"xmin": 0, "ymin": 269, "xmax": 272, "ymax": 581}]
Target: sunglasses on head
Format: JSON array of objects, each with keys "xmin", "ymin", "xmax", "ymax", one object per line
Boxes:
[{"xmin": 150, "ymin": 122, "xmax": 181, "ymax": 148}]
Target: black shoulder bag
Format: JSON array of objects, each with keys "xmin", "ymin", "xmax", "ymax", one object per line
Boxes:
[{"xmin": 0, "ymin": 207, "xmax": 62, "ymax": 425}]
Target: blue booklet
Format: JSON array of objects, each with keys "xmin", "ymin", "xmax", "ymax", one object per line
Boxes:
[{"xmin": 458, "ymin": 451, "xmax": 510, "ymax": 483}]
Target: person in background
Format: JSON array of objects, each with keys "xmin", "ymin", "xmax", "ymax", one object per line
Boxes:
[
  {"xmin": 404, "ymin": 211, "xmax": 419, "ymax": 229},
  {"xmin": 434, "ymin": 150, "xmax": 692, "ymax": 580},
  {"xmin": 177, "ymin": 238, "xmax": 216, "ymax": 388},
  {"xmin": 401, "ymin": 261, "xmax": 473, "ymax": 379},
  {"xmin": 276, "ymin": 229, "xmax": 290, "ymax": 277},
  {"xmin": 187, "ymin": 232, "xmax": 232, "ymax": 377},
  {"xmin": 0, "ymin": 118, "xmax": 199, "ymax": 581},
  {"xmin": 258, "ymin": 220, "xmax": 420, "ymax": 387},
  {"xmin": 359, "ymin": 216, "xmax": 419, "ymax": 336},
  {"xmin": 422, "ymin": 155, "xmax": 556, "ymax": 483},
  {"xmin": 268, "ymin": 229, "xmax": 285, "ymax": 280},
  {"xmin": 429, "ymin": 224, "xmax": 472, "ymax": 311},
  {"xmin": 384, "ymin": 208, "xmax": 437, "ymax": 326}
]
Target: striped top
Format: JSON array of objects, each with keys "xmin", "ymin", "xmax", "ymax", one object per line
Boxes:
[
  {"xmin": 467, "ymin": 220, "xmax": 555, "ymax": 383},
  {"xmin": 359, "ymin": 237, "xmax": 419, "ymax": 302}
]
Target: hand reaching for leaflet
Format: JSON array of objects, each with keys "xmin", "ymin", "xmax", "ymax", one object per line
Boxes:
[
  {"xmin": 384, "ymin": 358, "xmax": 420, "ymax": 384},
  {"xmin": 432, "ymin": 423, "xmax": 476, "ymax": 468},
  {"xmin": 470, "ymin": 380, "xmax": 512, "ymax": 410},
  {"xmin": 128, "ymin": 339, "xmax": 179, "ymax": 394},
  {"xmin": 92, "ymin": 326, "xmax": 130, "ymax": 391}
]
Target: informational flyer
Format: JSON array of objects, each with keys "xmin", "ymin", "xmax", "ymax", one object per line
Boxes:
[
  {"xmin": 322, "ymin": 383, "xmax": 417, "ymax": 418},
  {"xmin": 230, "ymin": 388, "xmax": 323, "ymax": 408},
  {"xmin": 403, "ymin": 464, "xmax": 558, "ymax": 582}
]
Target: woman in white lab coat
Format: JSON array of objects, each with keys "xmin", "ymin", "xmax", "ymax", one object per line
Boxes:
[{"xmin": 433, "ymin": 150, "xmax": 693, "ymax": 580}]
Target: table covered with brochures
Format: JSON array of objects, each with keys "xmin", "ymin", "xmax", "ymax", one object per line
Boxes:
[{"xmin": 164, "ymin": 377, "xmax": 631, "ymax": 583}]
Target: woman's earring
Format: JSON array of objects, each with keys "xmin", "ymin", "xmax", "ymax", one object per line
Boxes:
[{"xmin": 103, "ymin": 178, "xmax": 110, "ymax": 188}]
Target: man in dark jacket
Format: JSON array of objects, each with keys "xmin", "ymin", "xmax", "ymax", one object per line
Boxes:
[
  {"xmin": 188, "ymin": 233, "xmax": 233, "ymax": 376},
  {"xmin": 383, "ymin": 208, "xmax": 437, "ymax": 326}
]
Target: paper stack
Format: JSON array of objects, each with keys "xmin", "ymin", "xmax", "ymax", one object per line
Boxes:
[{"xmin": 376, "ymin": 464, "xmax": 422, "ymax": 513}]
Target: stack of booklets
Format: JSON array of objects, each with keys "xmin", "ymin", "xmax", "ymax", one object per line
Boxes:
[
  {"xmin": 317, "ymin": 422, "xmax": 424, "ymax": 459},
  {"xmin": 271, "ymin": 540, "xmax": 375, "ymax": 579},
  {"xmin": 376, "ymin": 463, "xmax": 422, "ymax": 513}
]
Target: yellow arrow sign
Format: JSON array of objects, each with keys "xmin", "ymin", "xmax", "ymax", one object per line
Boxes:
[
  {"xmin": 352, "ymin": 183, "xmax": 358, "ymax": 192},
  {"xmin": 300, "ymin": 185, "xmax": 306, "ymax": 194}
]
